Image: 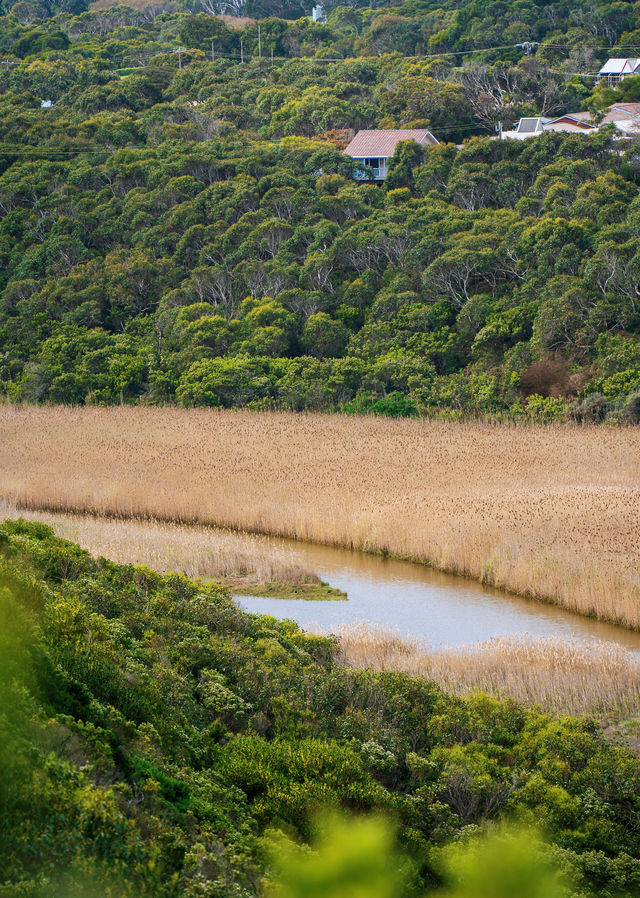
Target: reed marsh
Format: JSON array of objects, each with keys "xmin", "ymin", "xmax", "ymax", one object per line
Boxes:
[
  {"xmin": 0, "ymin": 500, "xmax": 344, "ymax": 600},
  {"xmin": 337, "ymin": 623, "xmax": 640, "ymax": 716},
  {"xmin": 2, "ymin": 405, "xmax": 639, "ymax": 626}
]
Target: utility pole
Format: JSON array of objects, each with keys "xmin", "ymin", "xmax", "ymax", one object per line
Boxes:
[
  {"xmin": 258, "ymin": 24, "xmax": 261, "ymax": 59},
  {"xmin": 240, "ymin": 37, "xmax": 244, "ymax": 63},
  {"xmin": 271, "ymin": 47, "xmax": 274, "ymax": 68},
  {"xmin": 211, "ymin": 40, "xmax": 215, "ymax": 63},
  {"xmin": 171, "ymin": 47, "xmax": 184, "ymax": 69}
]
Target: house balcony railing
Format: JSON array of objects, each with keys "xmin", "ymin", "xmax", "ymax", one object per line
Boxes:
[{"xmin": 353, "ymin": 165, "xmax": 387, "ymax": 181}]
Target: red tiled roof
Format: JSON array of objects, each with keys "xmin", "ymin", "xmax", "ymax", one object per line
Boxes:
[
  {"xmin": 344, "ymin": 129, "xmax": 438, "ymax": 158},
  {"xmin": 545, "ymin": 113, "xmax": 595, "ymax": 129},
  {"xmin": 601, "ymin": 102, "xmax": 640, "ymax": 124},
  {"xmin": 564, "ymin": 111, "xmax": 593, "ymax": 121}
]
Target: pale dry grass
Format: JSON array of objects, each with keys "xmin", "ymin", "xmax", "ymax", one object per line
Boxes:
[
  {"xmin": 337, "ymin": 623, "xmax": 640, "ymax": 715},
  {"xmin": 0, "ymin": 499, "xmax": 318, "ymax": 588},
  {"xmin": 1, "ymin": 406, "xmax": 639, "ymax": 626}
]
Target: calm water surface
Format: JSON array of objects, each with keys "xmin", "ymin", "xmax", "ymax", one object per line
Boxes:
[{"xmin": 234, "ymin": 539, "xmax": 640, "ymax": 652}]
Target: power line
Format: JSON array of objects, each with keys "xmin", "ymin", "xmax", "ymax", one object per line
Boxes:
[
  {"xmin": 176, "ymin": 42, "xmax": 527, "ymax": 63},
  {"xmin": 7, "ymin": 34, "xmax": 640, "ymax": 73},
  {"xmin": 0, "ymin": 40, "xmax": 569, "ymax": 71},
  {"xmin": 0, "ymin": 39, "xmax": 633, "ymax": 78}
]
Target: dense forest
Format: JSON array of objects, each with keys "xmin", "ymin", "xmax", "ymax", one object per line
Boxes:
[
  {"xmin": 2, "ymin": 2, "xmax": 640, "ymax": 419},
  {"xmin": 3, "ymin": 518, "xmax": 640, "ymax": 897}
]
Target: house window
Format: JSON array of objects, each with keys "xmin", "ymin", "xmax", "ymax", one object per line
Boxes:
[{"xmin": 364, "ymin": 158, "xmax": 384, "ymax": 168}]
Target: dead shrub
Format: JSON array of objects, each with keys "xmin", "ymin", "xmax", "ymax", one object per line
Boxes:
[{"xmin": 520, "ymin": 358, "xmax": 569, "ymax": 397}]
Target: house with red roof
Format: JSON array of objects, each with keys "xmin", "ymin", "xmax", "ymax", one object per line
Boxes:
[
  {"xmin": 343, "ymin": 129, "xmax": 439, "ymax": 180},
  {"xmin": 501, "ymin": 113, "xmax": 596, "ymax": 140},
  {"xmin": 599, "ymin": 102, "xmax": 640, "ymax": 133}
]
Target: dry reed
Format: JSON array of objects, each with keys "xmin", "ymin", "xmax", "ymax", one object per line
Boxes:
[
  {"xmin": 1, "ymin": 406, "xmax": 639, "ymax": 626},
  {"xmin": 0, "ymin": 500, "xmax": 319, "ymax": 589},
  {"xmin": 337, "ymin": 623, "xmax": 640, "ymax": 715}
]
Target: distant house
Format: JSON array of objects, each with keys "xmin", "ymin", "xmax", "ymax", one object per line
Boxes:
[
  {"xmin": 344, "ymin": 129, "xmax": 438, "ymax": 180},
  {"xmin": 311, "ymin": 4, "xmax": 324, "ymax": 22},
  {"xmin": 599, "ymin": 102, "xmax": 640, "ymax": 134},
  {"xmin": 501, "ymin": 113, "xmax": 595, "ymax": 140},
  {"xmin": 543, "ymin": 112, "xmax": 596, "ymax": 133},
  {"xmin": 40, "ymin": 100, "xmax": 53, "ymax": 109},
  {"xmin": 500, "ymin": 117, "xmax": 547, "ymax": 139},
  {"xmin": 500, "ymin": 104, "xmax": 640, "ymax": 141},
  {"xmin": 597, "ymin": 58, "xmax": 640, "ymax": 85}
]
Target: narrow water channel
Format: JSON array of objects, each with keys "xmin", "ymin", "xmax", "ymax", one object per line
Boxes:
[{"xmin": 235, "ymin": 539, "xmax": 640, "ymax": 653}]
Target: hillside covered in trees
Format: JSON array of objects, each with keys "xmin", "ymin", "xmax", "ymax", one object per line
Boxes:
[
  {"xmin": 2, "ymin": 3, "xmax": 640, "ymax": 419},
  {"xmin": 5, "ymin": 518, "xmax": 640, "ymax": 896}
]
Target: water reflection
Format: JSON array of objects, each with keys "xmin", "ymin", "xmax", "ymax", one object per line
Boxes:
[{"xmin": 234, "ymin": 539, "xmax": 640, "ymax": 653}]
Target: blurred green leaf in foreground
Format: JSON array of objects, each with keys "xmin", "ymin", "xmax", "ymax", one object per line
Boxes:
[{"xmin": 266, "ymin": 816, "xmax": 573, "ymax": 898}]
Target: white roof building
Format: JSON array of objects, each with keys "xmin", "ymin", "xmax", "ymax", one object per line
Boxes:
[{"xmin": 597, "ymin": 58, "xmax": 640, "ymax": 84}]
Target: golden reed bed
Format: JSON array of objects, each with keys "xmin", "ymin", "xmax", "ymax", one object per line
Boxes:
[
  {"xmin": 337, "ymin": 624, "xmax": 640, "ymax": 716},
  {"xmin": 2, "ymin": 405, "xmax": 639, "ymax": 627},
  {"xmin": 0, "ymin": 500, "xmax": 319, "ymax": 590}
]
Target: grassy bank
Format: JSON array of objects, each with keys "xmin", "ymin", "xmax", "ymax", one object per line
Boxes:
[
  {"xmin": 231, "ymin": 580, "xmax": 346, "ymax": 600},
  {"xmin": 1, "ymin": 406, "xmax": 639, "ymax": 627},
  {"xmin": 0, "ymin": 502, "xmax": 346, "ymax": 601}
]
